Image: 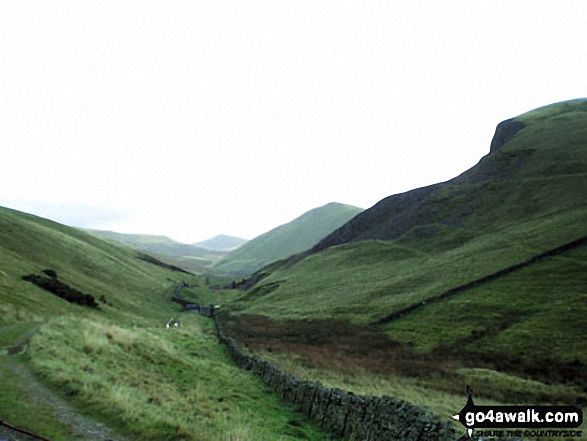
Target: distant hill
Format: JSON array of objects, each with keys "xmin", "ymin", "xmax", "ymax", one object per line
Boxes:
[
  {"xmin": 195, "ymin": 235, "xmax": 248, "ymax": 251},
  {"xmin": 86, "ymin": 229, "xmax": 225, "ymax": 272},
  {"xmin": 213, "ymin": 203, "xmax": 363, "ymax": 276}
]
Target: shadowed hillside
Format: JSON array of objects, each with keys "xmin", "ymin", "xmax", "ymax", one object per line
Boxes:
[{"xmin": 310, "ymin": 99, "xmax": 587, "ymax": 253}]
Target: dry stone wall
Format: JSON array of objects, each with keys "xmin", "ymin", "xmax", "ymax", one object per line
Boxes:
[{"xmin": 214, "ymin": 317, "xmax": 459, "ymax": 441}]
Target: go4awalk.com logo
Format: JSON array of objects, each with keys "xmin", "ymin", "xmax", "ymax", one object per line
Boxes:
[{"xmin": 452, "ymin": 388, "xmax": 583, "ymax": 439}]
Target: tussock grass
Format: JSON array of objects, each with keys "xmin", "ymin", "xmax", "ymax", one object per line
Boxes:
[
  {"xmin": 0, "ymin": 206, "xmax": 333, "ymax": 440},
  {"xmin": 0, "ymin": 323, "xmax": 74, "ymax": 439},
  {"xmin": 29, "ymin": 315, "xmax": 332, "ymax": 441}
]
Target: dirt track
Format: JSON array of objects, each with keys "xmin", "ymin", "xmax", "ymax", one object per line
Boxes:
[{"xmin": 0, "ymin": 325, "xmax": 126, "ymax": 441}]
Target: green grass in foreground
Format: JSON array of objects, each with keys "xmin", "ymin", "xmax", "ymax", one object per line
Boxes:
[
  {"xmin": 0, "ymin": 322, "xmax": 74, "ymax": 440},
  {"xmin": 28, "ymin": 314, "xmax": 334, "ymax": 441},
  {"xmin": 0, "ymin": 206, "xmax": 333, "ymax": 440}
]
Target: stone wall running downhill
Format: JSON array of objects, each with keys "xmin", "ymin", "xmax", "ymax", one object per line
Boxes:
[
  {"xmin": 213, "ymin": 317, "xmax": 459, "ymax": 441},
  {"xmin": 375, "ymin": 234, "xmax": 587, "ymax": 326}
]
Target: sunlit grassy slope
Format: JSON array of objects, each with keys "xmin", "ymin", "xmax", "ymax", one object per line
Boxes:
[
  {"xmin": 0, "ymin": 207, "xmax": 182, "ymax": 324},
  {"xmin": 0, "ymin": 207, "xmax": 331, "ymax": 440}
]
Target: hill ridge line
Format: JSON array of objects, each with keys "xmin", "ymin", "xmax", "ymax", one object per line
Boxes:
[{"xmin": 373, "ymin": 234, "xmax": 587, "ymax": 326}]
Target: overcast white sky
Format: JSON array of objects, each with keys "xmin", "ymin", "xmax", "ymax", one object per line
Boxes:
[{"xmin": 1, "ymin": 1, "xmax": 586, "ymax": 243}]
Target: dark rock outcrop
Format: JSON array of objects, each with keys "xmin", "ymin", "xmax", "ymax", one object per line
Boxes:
[{"xmin": 489, "ymin": 118, "xmax": 526, "ymax": 153}]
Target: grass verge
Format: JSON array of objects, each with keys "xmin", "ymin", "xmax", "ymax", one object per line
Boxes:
[{"xmin": 28, "ymin": 314, "xmax": 335, "ymax": 441}]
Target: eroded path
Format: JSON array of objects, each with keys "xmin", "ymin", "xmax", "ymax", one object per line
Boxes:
[{"xmin": 0, "ymin": 323, "xmax": 127, "ymax": 441}]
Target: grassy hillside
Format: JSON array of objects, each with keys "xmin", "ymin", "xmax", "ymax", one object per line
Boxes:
[
  {"xmin": 310, "ymin": 99, "xmax": 587, "ymax": 252},
  {"xmin": 0, "ymin": 207, "xmax": 332, "ymax": 440},
  {"xmin": 385, "ymin": 241, "xmax": 587, "ymax": 370},
  {"xmin": 86, "ymin": 229, "xmax": 227, "ymax": 273},
  {"xmin": 222, "ymin": 100, "xmax": 587, "ymax": 434},
  {"xmin": 213, "ymin": 202, "xmax": 363, "ymax": 276},
  {"xmin": 232, "ymin": 100, "xmax": 587, "ymax": 322},
  {"xmin": 1, "ymin": 209, "xmax": 183, "ymax": 324}
]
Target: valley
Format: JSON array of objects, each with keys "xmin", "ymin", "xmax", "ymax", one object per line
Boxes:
[
  {"xmin": 0, "ymin": 207, "xmax": 332, "ymax": 440},
  {"xmin": 217, "ymin": 99, "xmax": 587, "ymax": 439},
  {"xmin": 1, "ymin": 99, "xmax": 586, "ymax": 440}
]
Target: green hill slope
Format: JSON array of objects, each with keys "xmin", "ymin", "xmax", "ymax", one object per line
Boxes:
[
  {"xmin": 311, "ymin": 98, "xmax": 587, "ymax": 252},
  {"xmin": 0, "ymin": 207, "xmax": 330, "ymax": 441},
  {"xmin": 1, "ymin": 208, "xmax": 186, "ymax": 323},
  {"xmin": 232, "ymin": 99, "xmax": 587, "ymax": 322},
  {"xmin": 222, "ymin": 100, "xmax": 587, "ymax": 417},
  {"xmin": 213, "ymin": 202, "xmax": 363, "ymax": 276}
]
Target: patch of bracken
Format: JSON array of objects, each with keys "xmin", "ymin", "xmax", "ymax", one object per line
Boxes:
[{"xmin": 21, "ymin": 273, "xmax": 99, "ymax": 308}]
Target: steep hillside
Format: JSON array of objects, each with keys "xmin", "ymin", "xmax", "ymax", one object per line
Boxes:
[
  {"xmin": 234, "ymin": 99, "xmax": 587, "ymax": 322},
  {"xmin": 195, "ymin": 235, "xmax": 248, "ymax": 251},
  {"xmin": 220, "ymin": 100, "xmax": 587, "ymax": 429},
  {"xmin": 1, "ymin": 209, "xmax": 190, "ymax": 324},
  {"xmin": 86, "ymin": 229, "xmax": 226, "ymax": 272},
  {"xmin": 0, "ymin": 207, "xmax": 330, "ymax": 441},
  {"xmin": 213, "ymin": 202, "xmax": 363, "ymax": 276},
  {"xmin": 311, "ymin": 98, "xmax": 587, "ymax": 253}
]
